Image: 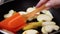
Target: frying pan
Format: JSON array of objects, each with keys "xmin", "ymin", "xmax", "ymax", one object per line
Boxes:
[{"xmin": 0, "ymin": 0, "xmax": 60, "ymax": 34}]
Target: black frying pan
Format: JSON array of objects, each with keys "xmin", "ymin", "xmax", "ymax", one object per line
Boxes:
[{"xmin": 0, "ymin": 0, "xmax": 60, "ymax": 34}]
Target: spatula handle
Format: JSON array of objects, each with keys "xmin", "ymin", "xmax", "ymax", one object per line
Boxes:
[
  {"xmin": 24, "ymin": 0, "xmax": 49, "ymax": 20},
  {"xmin": 25, "ymin": 4, "xmax": 46, "ymax": 20}
]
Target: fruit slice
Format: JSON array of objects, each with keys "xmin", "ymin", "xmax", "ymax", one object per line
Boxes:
[
  {"xmin": 42, "ymin": 21, "xmax": 56, "ymax": 26},
  {"xmin": 22, "ymin": 29, "xmax": 39, "ymax": 34},
  {"xmin": 37, "ymin": 14, "xmax": 52, "ymax": 22},
  {"xmin": 18, "ymin": 11, "xmax": 27, "ymax": 15},
  {"xmin": 41, "ymin": 10, "xmax": 53, "ymax": 18},
  {"xmin": 4, "ymin": 10, "xmax": 15, "ymax": 18}
]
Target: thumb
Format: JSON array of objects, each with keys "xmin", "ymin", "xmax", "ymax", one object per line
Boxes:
[
  {"xmin": 45, "ymin": 0, "xmax": 60, "ymax": 8},
  {"xmin": 45, "ymin": 1, "xmax": 52, "ymax": 9},
  {"xmin": 36, "ymin": 0, "xmax": 47, "ymax": 8},
  {"xmin": 45, "ymin": 1, "xmax": 54, "ymax": 8}
]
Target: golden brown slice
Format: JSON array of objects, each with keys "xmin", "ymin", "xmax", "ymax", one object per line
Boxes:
[{"xmin": 23, "ymin": 22, "xmax": 42, "ymax": 30}]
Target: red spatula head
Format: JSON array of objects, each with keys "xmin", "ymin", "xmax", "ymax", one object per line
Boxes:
[{"xmin": 0, "ymin": 13, "xmax": 26, "ymax": 32}]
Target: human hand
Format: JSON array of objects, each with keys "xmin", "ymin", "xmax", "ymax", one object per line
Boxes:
[{"xmin": 36, "ymin": 0, "xmax": 60, "ymax": 9}]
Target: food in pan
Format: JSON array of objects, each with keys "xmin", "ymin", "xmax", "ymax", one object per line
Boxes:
[
  {"xmin": 41, "ymin": 10, "xmax": 53, "ymax": 18},
  {"xmin": 4, "ymin": 10, "xmax": 27, "ymax": 18},
  {"xmin": 37, "ymin": 14, "xmax": 52, "ymax": 22},
  {"xmin": 4, "ymin": 10, "xmax": 15, "ymax": 18},
  {"xmin": 22, "ymin": 8, "xmax": 60, "ymax": 34},
  {"xmin": 42, "ymin": 21, "xmax": 56, "ymax": 26},
  {"xmin": 18, "ymin": 11, "xmax": 27, "ymax": 15},
  {"xmin": 22, "ymin": 29, "xmax": 39, "ymax": 34},
  {"xmin": 23, "ymin": 22, "xmax": 42, "ymax": 30},
  {"xmin": 2, "ymin": 7, "xmax": 60, "ymax": 34},
  {"xmin": 41, "ymin": 25, "xmax": 59, "ymax": 34}
]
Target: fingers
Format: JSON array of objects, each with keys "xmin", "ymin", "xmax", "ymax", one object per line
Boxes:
[
  {"xmin": 53, "ymin": 5, "xmax": 60, "ymax": 8},
  {"xmin": 36, "ymin": 0, "xmax": 60, "ymax": 9},
  {"xmin": 45, "ymin": 0, "xmax": 60, "ymax": 8},
  {"xmin": 36, "ymin": 0, "xmax": 47, "ymax": 8},
  {"xmin": 45, "ymin": 0, "xmax": 55, "ymax": 8}
]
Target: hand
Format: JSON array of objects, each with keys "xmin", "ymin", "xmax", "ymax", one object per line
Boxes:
[{"xmin": 36, "ymin": 0, "xmax": 60, "ymax": 8}]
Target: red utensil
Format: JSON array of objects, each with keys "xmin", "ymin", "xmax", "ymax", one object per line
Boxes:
[{"xmin": 0, "ymin": 4, "xmax": 46, "ymax": 33}]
